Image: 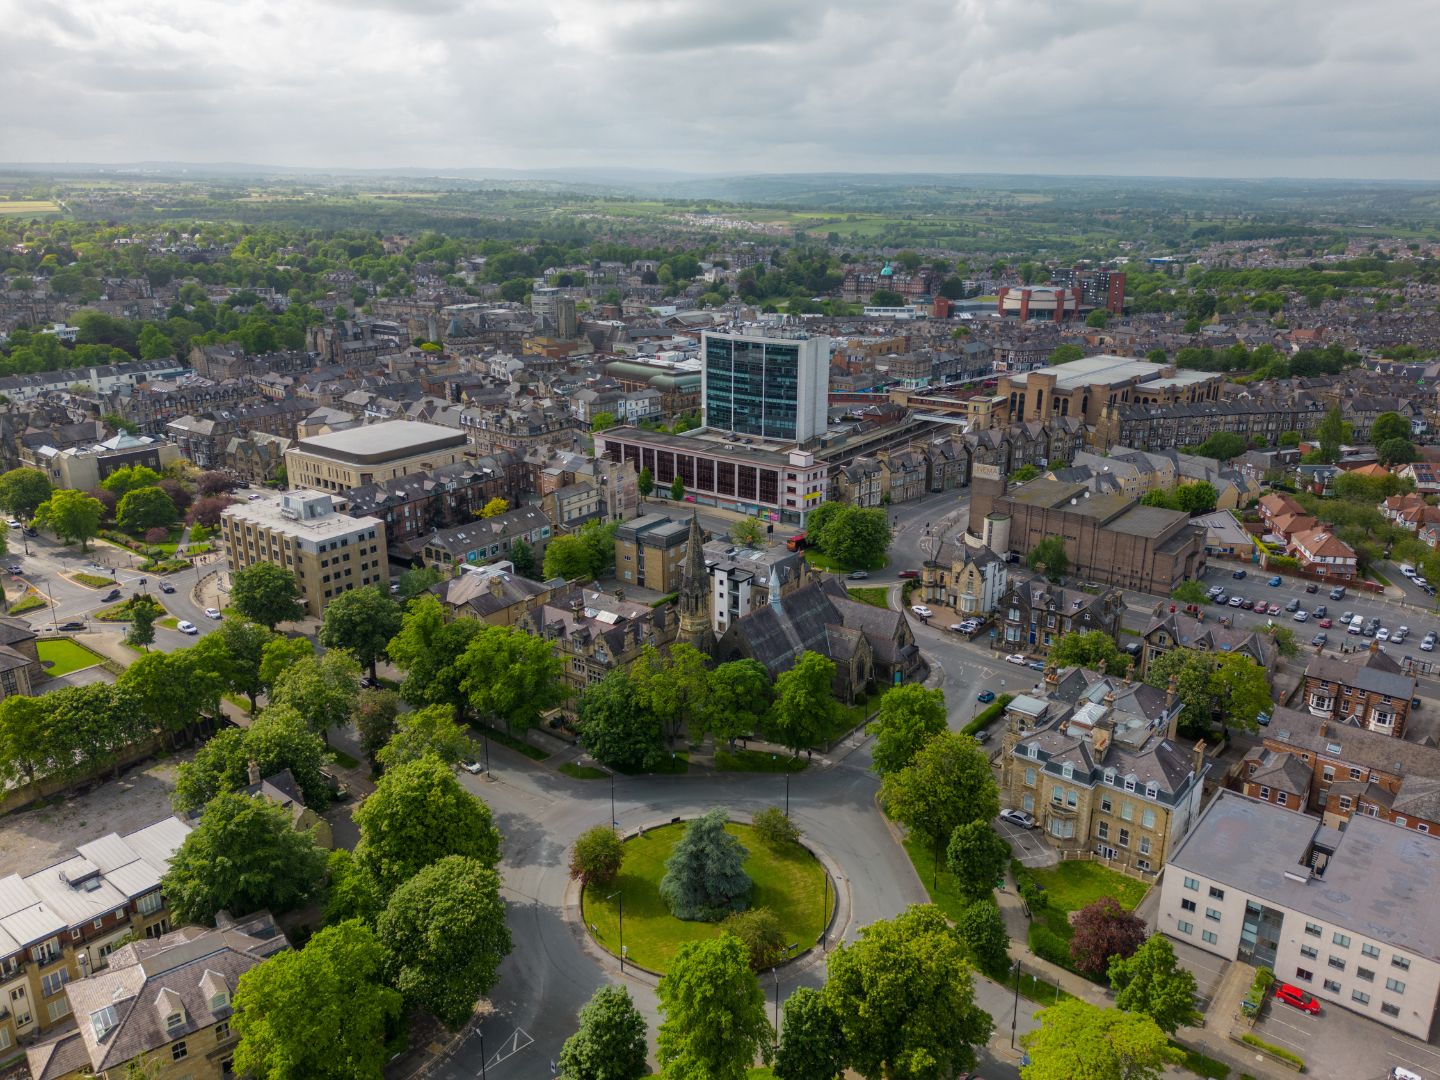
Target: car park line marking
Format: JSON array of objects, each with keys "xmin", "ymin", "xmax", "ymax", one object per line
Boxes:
[
  {"xmin": 1391, "ymin": 1036, "xmax": 1440, "ymax": 1062},
  {"xmin": 1390, "ymin": 1052, "xmax": 1438, "ymax": 1074}
]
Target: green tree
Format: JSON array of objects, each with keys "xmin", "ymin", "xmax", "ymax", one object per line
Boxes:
[
  {"xmin": 544, "ymin": 534, "xmax": 595, "ymax": 579},
  {"xmin": 258, "ymin": 634, "xmax": 313, "ymax": 691},
  {"xmin": 659, "ymin": 809, "xmax": 752, "ymax": 921},
  {"xmin": 0, "ymin": 467, "xmax": 51, "ymax": 519},
  {"xmin": 137, "ymin": 322, "xmax": 173, "ymax": 360},
  {"xmin": 945, "ymin": 822, "xmax": 1010, "ymax": 904},
  {"xmin": 1008, "ymin": 463, "xmax": 1041, "ymax": 484},
  {"xmin": 638, "ymin": 466, "xmax": 654, "ymax": 499},
  {"xmin": 354, "ymin": 688, "xmax": 401, "ymax": 766},
  {"xmin": 721, "ymin": 906, "xmax": 788, "ymax": 971},
  {"xmin": 396, "ymin": 564, "xmax": 442, "ymax": 600},
  {"xmin": 870, "ymin": 288, "xmax": 905, "ymax": 307},
  {"xmin": 0, "ymin": 694, "xmax": 53, "ymax": 789},
  {"xmin": 868, "ymin": 683, "xmax": 947, "ymax": 777},
  {"xmin": 377, "ymin": 855, "xmax": 511, "ymax": 1030},
  {"xmin": 1086, "ymin": 309, "xmax": 1111, "ymax": 328},
  {"xmin": 703, "ymin": 659, "xmax": 772, "ymax": 745},
  {"xmin": 319, "ymin": 584, "xmax": 402, "ymax": 679},
  {"xmin": 1145, "ymin": 648, "xmax": 1269, "ymax": 734},
  {"xmin": 1170, "ymin": 580, "xmax": 1209, "ymax": 605},
  {"xmin": 354, "ymin": 756, "xmax": 502, "ymax": 895},
  {"xmin": 458, "ymin": 623, "xmax": 566, "ymax": 734},
  {"xmin": 823, "ymin": 506, "xmax": 891, "ymax": 569},
  {"xmin": 569, "ymin": 825, "xmax": 625, "ymax": 888},
  {"xmin": 1315, "ymin": 405, "xmax": 1346, "ymax": 464},
  {"xmin": 1270, "ymin": 624, "xmax": 1300, "ymax": 659},
  {"xmin": 387, "ymin": 593, "xmax": 480, "ymax": 717},
  {"xmin": 1047, "ymin": 344, "xmax": 1085, "ymax": 365},
  {"xmin": 115, "ymin": 486, "xmax": 177, "ymax": 533},
  {"xmin": 1379, "ymin": 437, "xmax": 1420, "ymax": 466},
  {"xmin": 100, "ymin": 464, "xmax": 163, "ymax": 499},
  {"xmin": 1047, "ymin": 630, "xmax": 1129, "ymax": 676},
  {"xmin": 752, "ymin": 805, "xmax": 801, "ymax": 848},
  {"xmin": 124, "ymin": 594, "xmax": 163, "ymax": 650},
  {"xmin": 509, "ymin": 538, "xmax": 537, "ymax": 579},
  {"xmin": 1371, "ymin": 411, "xmax": 1412, "ymax": 445},
  {"xmin": 1027, "ymin": 536, "xmax": 1068, "ymax": 581},
  {"xmin": 231, "ymin": 562, "xmax": 305, "ymax": 628},
  {"xmin": 1108, "ymin": 934, "xmax": 1202, "ymax": 1035},
  {"xmin": 881, "ymin": 732, "xmax": 998, "ymax": 883},
  {"xmin": 233, "ymin": 920, "xmax": 402, "ymax": 1080},
  {"xmin": 670, "ymin": 474, "xmax": 686, "ymax": 502},
  {"xmin": 161, "ymin": 792, "xmax": 327, "ymax": 925},
  {"xmin": 824, "ymin": 904, "xmax": 992, "ymax": 1080},
  {"xmin": 375, "ymin": 704, "xmax": 472, "ymax": 770},
  {"xmin": 559, "ymin": 984, "xmax": 650, "ymax": 1080},
  {"xmin": 1020, "ymin": 999, "xmax": 1180, "ymax": 1080},
  {"xmin": 956, "ymin": 900, "xmax": 1010, "ymax": 975},
  {"xmin": 590, "ymin": 411, "xmax": 617, "ymax": 432},
  {"xmin": 209, "ymin": 617, "xmax": 273, "ymax": 712},
  {"xmin": 656, "ymin": 934, "xmax": 773, "ymax": 1080},
  {"xmin": 774, "ymin": 986, "xmax": 845, "ymax": 1080},
  {"xmin": 480, "ymin": 496, "xmax": 510, "ymax": 517},
  {"xmin": 730, "ymin": 516, "xmax": 766, "ymax": 547},
  {"xmin": 1173, "ymin": 481, "xmax": 1218, "ymax": 515},
  {"xmin": 269, "ymin": 649, "xmax": 361, "ymax": 744},
  {"xmin": 118, "ymin": 647, "xmax": 220, "ymax": 748},
  {"xmin": 34, "ymin": 488, "xmax": 103, "ymax": 549},
  {"xmin": 578, "ymin": 670, "xmax": 666, "ymax": 771},
  {"xmin": 1278, "ymin": 431, "xmax": 1301, "ymax": 448},
  {"xmin": 1191, "ymin": 431, "xmax": 1247, "ymax": 462},
  {"xmin": 768, "ymin": 651, "xmax": 839, "ymax": 755}
]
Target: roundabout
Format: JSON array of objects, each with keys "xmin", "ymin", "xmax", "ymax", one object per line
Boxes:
[{"xmin": 582, "ymin": 817, "xmax": 834, "ymax": 974}]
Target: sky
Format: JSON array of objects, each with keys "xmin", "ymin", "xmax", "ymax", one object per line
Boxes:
[{"xmin": 3, "ymin": 0, "xmax": 1439, "ymax": 180}]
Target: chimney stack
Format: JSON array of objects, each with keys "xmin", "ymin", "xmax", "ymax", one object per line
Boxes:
[
  {"xmin": 247, "ymin": 759, "xmax": 261, "ymax": 787},
  {"xmin": 1192, "ymin": 738, "xmax": 1207, "ymax": 780},
  {"xmin": 1320, "ymin": 718, "xmax": 1328, "ymax": 738}
]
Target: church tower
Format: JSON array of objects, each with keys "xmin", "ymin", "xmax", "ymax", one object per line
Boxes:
[{"xmin": 675, "ymin": 512, "xmax": 713, "ymax": 652}]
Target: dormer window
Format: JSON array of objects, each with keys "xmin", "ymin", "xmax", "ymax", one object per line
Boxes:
[
  {"xmin": 1061, "ymin": 763, "xmax": 1074, "ymax": 780},
  {"xmin": 210, "ymin": 990, "xmax": 230, "ymax": 1011},
  {"xmin": 1104, "ymin": 768, "xmax": 1116, "ymax": 785},
  {"xmin": 1145, "ymin": 782, "xmax": 1158, "ymax": 799},
  {"xmin": 1124, "ymin": 777, "xmax": 1137, "ymax": 792},
  {"xmin": 167, "ymin": 1011, "xmax": 185, "ymax": 1031},
  {"xmin": 91, "ymin": 1005, "xmax": 118, "ymax": 1040},
  {"xmin": 1028, "ymin": 744, "xmax": 1040, "ymax": 760}
]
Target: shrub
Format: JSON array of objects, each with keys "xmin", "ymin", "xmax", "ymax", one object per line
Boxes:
[
  {"xmin": 1240, "ymin": 1033, "xmax": 1304, "ymax": 1069},
  {"xmin": 1011, "ymin": 859, "xmax": 1048, "ymax": 911},
  {"xmin": 1029, "ymin": 924, "xmax": 1071, "ymax": 968},
  {"xmin": 144, "ymin": 526, "xmax": 169, "ymax": 544},
  {"xmin": 962, "ymin": 693, "xmax": 1014, "ymax": 737},
  {"xmin": 570, "ymin": 826, "xmax": 624, "ymax": 889},
  {"xmin": 752, "ymin": 806, "xmax": 801, "ymax": 849},
  {"xmin": 721, "ymin": 906, "xmax": 787, "ymax": 970}
]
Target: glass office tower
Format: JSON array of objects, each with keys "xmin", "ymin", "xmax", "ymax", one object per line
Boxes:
[{"xmin": 701, "ymin": 330, "xmax": 830, "ymax": 443}]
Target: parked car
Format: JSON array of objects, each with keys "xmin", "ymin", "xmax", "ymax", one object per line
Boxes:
[
  {"xmin": 977, "ymin": 690, "xmax": 996, "ymax": 703},
  {"xmin": 1329, "ymin": 586, "xmax": 1346, "ymax": 600},
  {"xmin": 1401, "ymin": 564, "xmax": 1417, "ymax": 578},
  {"xmin": 176, "ymin": 621, "xmax": 198, "ymax": 635},
  {"xmin": 1305, "ymin": 582, "xmax": 1319, "ymax": 594},
  {"xmin": 1006, "ymin": 653, "xmax": 1028, "ymax": 666},
  {"xmin": 1241, "ymin": 598, "xmax": 1255, "ymax": 610},
  {"xmin": 1312, "ymin": 632, "xmax": 1328, "ymax": 647},
  {"xmin": 1274, "ymin": 983, "xmax": 1320, "ymax": 1015},
  {"xmin": 247, "ymin": 493, "xmax": 262, "ymax": 501},
  {"xmin": 910, "ymin": 605, "xmax": 933, "ymax": 619},
  {"xmin": 846, "ymin": 570, "xmax": 869, "ymax": 580},
  {"xmin": 1285, "ymin": 598, "xmax": 1300, "ymax": 612},
  {"xmin": 1314, "ymin": 605, "xmax": 1327, "ymax": 618},
  {"xmin": 159, "ymin": 582, "xmax": 176, "ymax": 594},
  {"xmin": 57, "ymin": 621, "xmax": 85, "ymax": 632},
  {"xmin": 948, "ymin": 623, "xmax": 969, "ymax": 633},
  {"xmin": 1268, "ymin": 575, "xmax": 1283, "ymax": 587},
  {"xmin": 22, "ymin": 527, "xmax": 36, "ymax": 537},
  {"xmin": 1392, "ymin": 628, "xmax": 1409, "ymax": 644},
  {"xmin": 204, "ymin": 607, "xmax": 222, "ymax": 619},
  {"xmin": 4, "ymin": 519, "xmax": 17, "ymax": 529},
  {"xmin": 102, "ymin": 589, "xmax": 121, "ymax": 602},
  {"xmin": 1423, "ymin": 632, "xmax": 1437, "ymax": 652},
  {"xmin": 1267, "ymin": 603, "xmax": 1281, "ymax": 615},
  {"xmin": 459, "ymin": 760, "xmax": 484, "ymax": 775},
  {"xmin": 999, "ymin": 808, "xmax": 1037, "ymax": 829},
  {"xmin": 1377, "ymin": 627, "xmax": 1391, "ymax": 641},
  {"xmin": 897, "ymin": 570, "xmax": 920, "ymax": 579},
  {"xmin": 973, "ymin": 727, "xmax": 993, "ymax": 744},
  {"xmin": 1228, "ymin": 596, "xmax": 1244, "ymax": 607},
  {"xmin": 1028, "ymin": 660, "xmax": 1046, "ymax": 671},
  {"xmin": 1231, "ymin": 568, "xmax": 1247, "ymax": 579},
  {"xmin": 5, "ymin": 564, "xmax": 20, "ymax": 575},
  {"xmin": 1207, "ymin": 585, "xmax": 1225, "ymax": 598},
  {"xmin": 1293, "ymin": 611, "xmax": 1309, "ymax": 622},
  {"xmin": 1318, "ymin": 618, "xmax": 1332, "ymax": 628}
]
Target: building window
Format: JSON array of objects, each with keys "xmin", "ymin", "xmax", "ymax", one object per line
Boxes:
[
  {"xmin": 1062, "ymin": 763, "xmax": 1074, "ymax": 780},
  {"xmin": 46, "ymin": 999, "xmax": 70, "ymax": 1023},
  {"xmin": 1328, "ymin": 956, "xmax": 1346, "ymax": 971},
  {"xmin": 1202, "ymin": 930, "xmax": 1218, "ymax": 945},
  {"xmin": 1305, "ymin": 922, "xmax": 1322, "ymax": 937},
  {"xmin": 1382, "ymin": 1002, "xmax": 1401, "ymax": 1017},
  {"xmin": 1323, "ymin": 979, "xmax": 1342, "ymax": 994},
  {"xmin": 1124, "ymin": 778, "xmax": 1136, "ymax": 792},
  {"xmin": 1101, "ymin": 796, "xmax": 1113, "ymax": 813},
  {"xmin": 216, "ymin": 1021, "xmax": 230, "ymax": 1041},
  {"xmin": 1140, "ymin": 836, "xmax": 1152, "ymax": 856},
  {"xmin": 1277, "ymin": 792, "xmax": 1289, "ymax": 807},
  {"xmin": 1332, "ymin": 933, "xmax": 1351, "ymax": 948},
  {"xmin": 1209, "ymin": 886, "xmax": 1225, "ymax": 900},
  {"xmin": 40, "ymin": 970, "xmax": 69, "ymax": 996},
  {"xmin": 1118, "ymin": 828, "xmax": 1130, "ymax": 848},
  {"xmin": 173, "ymin": 1041, "xmax": 188, "ymax": 1061},
  {"xmin": 1386, "ymin": 977, "xmax": 1406, "ymax": 994},
  {"xmin": 1295, "ymin": 967, "xmax": 1313, "ymax": 982},
  {"xmin": 1121, "ymin": 802, "xmax": 1134, "ymax": 822},
  {"xmin": 1181, "ymin": 899, "xmax": 1196, "ymax": 913},
  {"xmin": 1362, "ymin": 943, "xmax": 1380, "ymax": 959},
  {"xmin": 1025, "ymin": 768, "xmax": 1036, "ymax": 786},
  {"xmin": 137, "ymin": 891, "xmax": 163, "ymax": 916},
  {"xmin": 1141, "ymin": 808, "xmax": 1156, "ymax": 830},
  {"xmin": 1183, "ymin": 877, "xmax": 1199, "ymax": 892},
  {"xmin": 1300, "ymin": 946, "xmax": 1318, "ymax": 960},
  {"xmin": 1357, "ymin": 967, "xmax": 1374, "ymax": 982},
  {"xmin": 1259, "ymin": 786, "xmax": 1271, "ymax": 800},
  {"xmin": 1352, "ymin": 989, "xmax": 1371, "ymax": 1005},
  {"xmin": 1393, "ymin": 956, "xmax": 1411, "ymax": 971},
  {"xmin": 1098, "ymin": 821, "xmax": 1110, "ymax": 841},
  {"xmin": 1205, "ymin": 908, "xmax": 1221, "ymax": 922},
  {"xmin": 1177, "ymin": 920, "xmax": 1193, "ymax": 935}
]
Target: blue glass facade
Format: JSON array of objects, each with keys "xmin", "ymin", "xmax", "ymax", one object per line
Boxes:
[{"xmin": 704, "ymin": 336, "xmax": 803, "ymax": 441}]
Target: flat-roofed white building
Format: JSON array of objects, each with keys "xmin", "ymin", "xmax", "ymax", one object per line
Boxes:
[{"xmin": 1159, "ymin": 790, "xmax": 1440, "ymax": 1038}]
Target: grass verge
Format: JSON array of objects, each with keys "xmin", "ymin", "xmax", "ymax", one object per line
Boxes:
[
  {"xmin": 1239, "ymin": 1033, "xmax": 1304, "ymax": 1069},
  {"xmin": 71, "ymin": 572, "xmax": 118, "ymax": 589},
  {"xmin": 585, "ymin": 821, "xmax": 827, "ymax": 973},
  {"xmin": 37, "ymin": 638, "xmax": 105, "ymax": 676},
  {"xmin": 473, "ymin": 722, "xmax": 550, "ymax": 761},
  {"xmin": 846, "ymin": 586, "xmax": 891, "ymax": 609},
  {"xmin": 804, "ymin": 550, "xmax": 887, "ymax": 574},
  {"xmin": 715, "ymin": 748, "xmax": 808, "ymax": 773},
  {"xmin": 1172, "ymin": 1041, "xmax": 1229, "ymax": 1079},
  {"xmin": 1026, "ymin": 861, "xmax": 1149, "ymax": 914},
  {"xmin": 8, "ymin": 593, "xmax": 46, "ymax": 615},
  {"xmin": 222, "ymin": 693, "xmax": 252, "ymax": 714},
  {"xmin": 559, "ymin": 762, "xmax": 608, "ymax": 780},
  {"xmin": 158, "ymin": 616, "xmax": 179, "ymax": 630}
]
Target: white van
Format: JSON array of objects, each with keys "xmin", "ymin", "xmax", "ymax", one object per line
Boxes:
[
  {"xmin": 1348, "ymin": 614, "xmax": 1365, "ymax": 635},
  {"xmin": 1389, "ymin": 1067, "xmax": 1422, "ymax": 1080}
]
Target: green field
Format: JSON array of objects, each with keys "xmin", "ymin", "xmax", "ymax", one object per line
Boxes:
[
  {"xmin": 0, "ymin": 200, "xmax": 60, "ymax": 215},
  {"xmin": 846, "ymin": 586, "xmax": 891, "ymax": 609},
  {"xmin": 37, "ymin": 638, "xmax": 104, "ymax": 676},
  {"xmin": 584, "ymin": 821, "xmax": 829, "ymax": 973}
]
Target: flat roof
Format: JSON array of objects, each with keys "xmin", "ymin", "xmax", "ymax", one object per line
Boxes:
[
  {"xmin": 597, "ymin": 426, "xmax": 822, "ymax": 472},
  {"xmin": 1006, "ymin": 354, "xmax": 1217, "ymax": 393},
  {"xmin": 291, "ymin": 420, "xmax": 467, "ymax": 465},
  {"xmin": 1110, "ymin": 504, "xmax": 1189, "ymax": 539},
  {"xmin": 1171, "ymin": 791, "xmax": 1440, "ymax": 961},
  {"xmin": 222, "ymin": 491, "xmax": 381, "ymax": 538}
]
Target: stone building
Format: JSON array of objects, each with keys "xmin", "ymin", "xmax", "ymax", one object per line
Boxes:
[
  {"xmin": 919, "ymin": 542, "xmax": 1010, "ymax": 618},
  {"xmin": 996, "ymin": 574, "xmax": 1126, "ymax": 658},
  {"xmin": 517, "ymin": 587, "xmax": 675, "ymax": 690}
]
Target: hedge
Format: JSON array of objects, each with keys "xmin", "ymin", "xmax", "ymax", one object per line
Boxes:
[
  {"xmin": 1011, "ymin": 858, "xmax": 1048, "ymax": 912},
  {"xmin": 1240, "ymin": 1033, "xmax": 1304, "ymax": 1070},
  {"xmin": 963, "ymin": 693, "xmax": 1015, "ymax": 737},
  {"xmin": 1029, "ymin": 924, "xmax": 1070, "ymax": 968}
]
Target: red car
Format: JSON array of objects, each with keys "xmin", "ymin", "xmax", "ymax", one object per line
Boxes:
[
  {"xmin": 1274, "ymin": 983, "xmax": 1320, "ymax": 1014},
  {"xmin": 1318, "ymin": 618, "xmax": 1332, "ymax": 628},
  {"xmin": 897, "ymin": 570, "xmax": 920, "ymax": 579}
]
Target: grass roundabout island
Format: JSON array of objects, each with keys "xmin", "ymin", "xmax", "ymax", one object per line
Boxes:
[{"xmin": 583, "ymin": 817, "xmax": 832, "ymax": 974}]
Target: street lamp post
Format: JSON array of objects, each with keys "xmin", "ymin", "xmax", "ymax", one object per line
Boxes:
[
  {"xmin": 820, "ymin": 873, "xmax": 829, "ymax": 951},
  {"xmin": 482, "ymin": 728, "xmax": 492, "ymax": 776},
  {"xmin": 478, "ymin": 1028, "xmax": 487, "ymax": 1080},
  {"xmin": 784, "ymin": 768, "xmax": 791, "ymax": 819},
  {"xmin": 1010, "ymin": 958, "xmax": 1022, "ymax": 1049},
  {"xmin": 610, "ymin": 769, "xmax": 617, "ymax": 830},
  {"xmin": 606, "ymin": 890, "xmax": 625, "ymax": 972}
]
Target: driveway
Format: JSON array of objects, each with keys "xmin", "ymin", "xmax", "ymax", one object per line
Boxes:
[{"xmin": 996, "ymin": 816, "xmax": 1056, "ymax": 868}]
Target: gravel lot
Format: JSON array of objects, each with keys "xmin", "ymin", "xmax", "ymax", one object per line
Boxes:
[{"xmin": 0, "ymin": 751, "xmax": 194, "ymax": 877}]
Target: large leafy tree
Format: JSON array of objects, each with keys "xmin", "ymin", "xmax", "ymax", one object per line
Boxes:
[
  {"xmin": 118, "ymin": 647, "xmax": 222, "ymax": 747},
  {"xmin": 659, "ymin": 809, "xmax": 753, "ymax": 922},
  {"xmin": 558, "ymin": 984, "xmax": 650, "ymax": 1080},
  {"xmin": 868, "ymin": 684, "xmax": 946, "ymax": 777},
  {"xmin": 34, "ymin": 488, "xmax": 103, "ymax": 549},
  {"xmin": 258, "ymin": 634, "xmax": 314, "ymax": 691},
  {"xmin": 656, "ymin": 934, "xmax": 772, "ymax": 1080},
  {"xmin": 767, "ymin": 650, "xmax": 838, "ymax": 755},
  {"xmin": 579, "ymin": 670, "xmax": 666, "ymax": 771},
  {"xmin": 457, "ymin": 623, "xmax": 566, "ymax": 734},
  {"xmin": 40, "ymin": 683, "xmax": 147, "ymax": 780},
  {"xmin": 0, "ymin": 694, "xmax": 54, "ymax": 788},
  {"xmin": 1047, "ymin": 630, "xmax": 1129, "ymax": 677},
  {"xmin": 172, "ymin": 706, "xmax": 330, "ymax": 814},
  {"xmin": 823, "ymin": 904, "xmax": 992, "ymax": 1080},
  {"xmin": 231, "ymin": 562, "xmax": 305, "ymax": 628},
  {"xmin": 100, "ymin": 464, "xmax": 163, "ymax": 498},
  {"xmin": 1371, "ymin": 410, "xmax": 1412, "ymax": 446},
  {"xmin": 823, "ymin": 506, "xmax": 891, "ymax": 569},
  {"xmin": 354, "ymin": 689, "xmax": 401, "ymax": 766},
  {"xmin": 543, "ymin": 534, "xmax": 593, "ymax": 580},
  {"xmin": 956, "ymin": 900, "xmax": 1010, "ymax": 975},
  {"xmin": 1108, "ymin": 934, "xmax": 1202, "ymax": 1035},
  {"xmin": 233, "ymin": 920, "xmax": 403, "ymax": 1080},
  {"xmin": 212, "ymin": 617, "xmax": 274, "ymax": 712},
  {"xmin": 124, "ymin": 594, "xmax": 162, "ymax": 650},
  {"xmin": 1069, "ymin": 896, "xmax": 1147, "ymax": 979},
  {"xmin": 354, "ymin": 756, "xmax": 502, "ymax": 895},
  {"xmin": 115, "ymin": 486, "xmax": 177, "ymax": 533},
  {"xmin": 703, "ymin": 659, "xmax": 772, "ymax": 744},
  {"xmin": 569, "ymin": 825, "xmax": 625, "ymax": 889},
  {"xmin": 0, "ymin": 467, "xmax": 52, "ymax": 519},
  {"xmin": 319, "ymin": 585, "xmax": 402, "ymax": 679},
  {"xmin": 774, "ymin": 986, "xmax": 846, "ymax": 1080},
  {"xmin": 1026, "ymin": 536, "xmax": 1068, "ymax": 581},
  {"xmin": 1144, "ymin": 648, "xmax": 1269, "ymax": 735},
  {"xmin": 387, "ymin": 593, "xmax": 481, "ymax": 717},
  {"xmin": 269, "ymin": 649, "xmax": 361, "ymax": 744},
  {"xmin": 945, "ymin": 821, "xmax": 1010, "ymax": 904},
  {"xmin": 375, "ymin": 703, "xmax": 472, "ymax": 770},
  {"xmin": 629, "ymin": 642, "xmax": 711, "ymax": 745},
  {"xmin": 1191, "ymin": 431, "xmax": 1247, "ymax": 462},
  {"xmin": 881, "ymin": 732, "xmax": 998, "ymax": 877},
  {"xmin": 1020, "ymin": 999, "xmax": 1180, "ymax": 1080},
  {"xmin": 161, "ymin": 792, "xmax": 327, "ymax": 925},
  {"xmin": 1315, "ymin": 404, "xmax": 1347, "ymax": 464},
  {"xmin": 377, "ymin": 855, "xmax": 512, "ymax": 1030}
]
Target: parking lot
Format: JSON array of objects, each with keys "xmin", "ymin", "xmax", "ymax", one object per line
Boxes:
[
  {"xmin": 1252, "ymin": 986, "xmax": 1440, "ymax": 1080},
  {"xmin": 995, "ymin": 815, "xmax": 1057, "ymax": 868}
]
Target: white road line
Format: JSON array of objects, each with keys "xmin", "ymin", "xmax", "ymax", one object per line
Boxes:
[
  {"xmin": 1390, "ymin": 1052, "xmax": 1437, "ymax": 1073},
  {"xmin": 1391, "ymin": 1036, "xmax": 1440, "ymax": 1061}
]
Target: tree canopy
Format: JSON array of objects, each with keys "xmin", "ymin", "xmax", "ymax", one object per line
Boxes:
[
  {"xmin": 231, "ymin": 562, "xmax": 305, "ymax": 628},
  {"xmin": 659, "ymin": 809, "xmax": 753, "ymax": 922},
  {"xmin": 1108, "ymin": 933, "xmax": 1202, "ymax": 1035},
  {"xmin": 868, "ymin": 683, "xmax": 947, "ymax": 777},
  {"xmin": 1027, "ymin": 536, "xmax": 1068, "ymax": 581},
  {"xmin": 1069, "ymin": 896, "xmax": 1148, "ymax": 979},
  {"xmin": 1047, "ymin": 630, "xmax": 1129, "ymax": 677},
  {"xmin": 1020, "ymin": 999, "xmax": 1180, "ymax": 1080},
  {"xmin": 881, "ymin": 731, "xmax": 999, "ymax": 857},
  {"xmin": 558, "ymin": 985, "xmax": 650, "ymax": 1080},
  {"xmin": 767, "ymin": 650, "xmax": 838, "ymax": 755},
  {"xmin": 656, "ymin": 934, "xmax": 773, "ymax": 1080},
  {"xmin": 319, "ymin": 585, "xmax": 402, "ymax": 678},
  {"xmin": 34, "ymin": 488, "xmax": 103, "ymax": 549}
]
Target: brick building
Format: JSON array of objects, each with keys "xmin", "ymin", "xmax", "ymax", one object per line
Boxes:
[{"xmin": 1302, "ymin": 645, "xmax": 1417, "ymax": 739}]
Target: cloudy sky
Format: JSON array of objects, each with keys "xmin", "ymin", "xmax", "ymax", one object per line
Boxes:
[{"xmin": 3, "ymin": 0, "xmax": 1438, "ymax": 179}]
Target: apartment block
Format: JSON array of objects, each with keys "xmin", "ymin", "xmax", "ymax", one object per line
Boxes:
[
  {"xmin": 220, "ymin": 491, "xmax": 389, "ymax": 618},
  {"xmin": 614, "ymin": 513, "xmax": 692, "ymax": 594}
]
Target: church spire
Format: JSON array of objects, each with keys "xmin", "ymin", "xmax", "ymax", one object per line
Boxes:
[{"xmin": 675, "ymin": 512, "xmax": 713, "ymax": 651}]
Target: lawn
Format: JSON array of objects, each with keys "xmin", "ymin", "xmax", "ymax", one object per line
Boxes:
[
  {"xmin": 559, "ymin": 762, "xmax": 608, "ymax": 780},
  {"xmin": 846, "ymin": 586, "xmax": 891, "ymax": 609},
  {"xmin": 834, "ymin": 681, "xmax": 895, "ymax": 734},
  {"xmin": 584, "ymin": 821, "xmax": 829, "ymax": 973},
  {"xmin": 8, "ymin": 593, "xmax": 46, "ymax": 615},
  {"xmin": 157, "ymin": 616, "xmax": 179, "ymax": 630},
  {"xmin": 0, "ymin": 200, "xmax": 61, "ymax": 215},
  {"xmin": 715, "ymin": 748, "xmax": 808, "ymax": 773},
  {"xmin": 901, "ymin": 832, "xmax": 976, "ymax": 924},
  {"xmin": 71, "ymin": 572, "xmax": 118, "ymax": 589},
  {"xmin": 804, "ymin": 549, "xmax": 888, "ymax": 574},
  {"xmin": 37, "ymin": 638, "xmax": 104, "ymax": 676},
  {"xmin": 1027, "ymin": 861, "xmax": 1149, "ymax": 915}
]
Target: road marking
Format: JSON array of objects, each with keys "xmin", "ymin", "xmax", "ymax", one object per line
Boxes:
[{"xmin": 1391, "ymin": 1036, "xmax": 1440, "ymax": 1061}]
